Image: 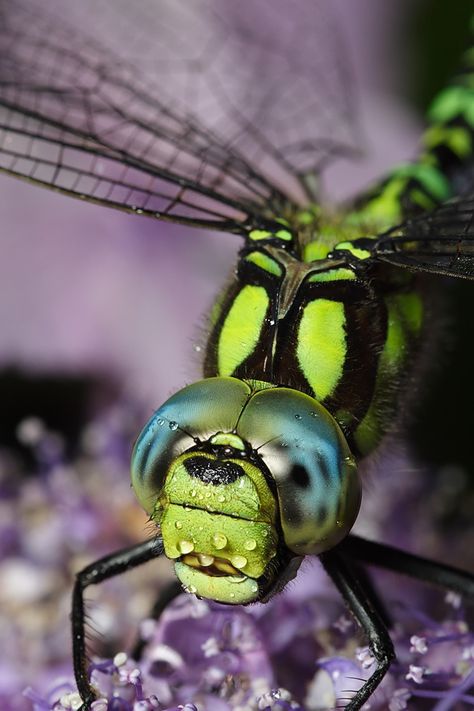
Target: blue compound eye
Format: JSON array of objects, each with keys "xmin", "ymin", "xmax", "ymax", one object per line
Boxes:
[
  {"xmin": 237, "ymin": 388, "xmax": 361, "ymax": 555},
  {"xmin": 132, "ymin": 377, "xmax": 360, "ymax": 558},
  {"xmin": 131, "ymin": 377, "xmax": 252, "ymax": 514}
]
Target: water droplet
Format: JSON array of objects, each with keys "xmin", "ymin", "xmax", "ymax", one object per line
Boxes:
[
  {"xmin": 198, "ymin": 554, "xmax": 214, "ymax": 567},
  {"xmin": 188, "ymin": 584, "xmax": 197, "ymax": 594},
  {"xmin": 295, "ymin": 413, "xmax": 302, "ymax": 420},
  {"xmin": 244, "ymin": 538, "xmax": 257, "ymax": 551},
  {"xmin": 206, "ymin": 492, "xmax": 212, "ymax": 498},
  {"xmin": 269, "ymin": 319, "xmax": 275, "ymax": 326},
  {"xmin": 175, "ymin": 521, "xmax": 183, "ymax": 530},
  {"xmin": 169, "ymin": 421, "xmax": 179, "ymax": 431},
  {"xmin": 310, "ymin": 411, "xmax": 318, "ymax": 418},
  {"xmin": 193, "ymin": 344, "xmax": 202, "ymax": 352},
  {"xmin": 178, "ymin": 540, "xmax": 194, "ymax": 554},
  {"xmin": 190, "ymin": 489, "xmax": 197, "ymax": 498},
  {"xmin": 230, "ymin": 592, "xmax": 235, "ymax": 599},
  {"xmin": 217, "ymin": 495, "xmax": 225, "ymax": 503},
  {"xmin": 212, "ymin": 532, "xmax": 228, "ymax": 550},
  {"xmin": 232, "ymin": 555, "xmax": 247, "ymax": 569},
  {"xmin": 157, "ymin": 418, "xmax": 165, "ymax": 426}
]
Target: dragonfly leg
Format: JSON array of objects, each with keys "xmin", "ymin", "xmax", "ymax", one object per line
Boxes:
[
  {"xmin": 131, "ymin": 578, "xmax": 183, "ymax": 660},
  {"xmin": 72, "ymin": 537, "xmax": 164, "ymax": 710},
  {"xmin": 320, "ymin": 549, "xmax": 395, "ymax": 711},
  {"xmin": 341, "ymin": 534, "xmax": 474, "ymax": 597},
  {"xmin": 347, "ymin": 561, "xmax": 392, "ymax": 629}
]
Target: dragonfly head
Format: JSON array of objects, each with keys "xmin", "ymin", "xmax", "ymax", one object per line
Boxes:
[{"xmin": 131, "ymin": 377, "xmax": 361, "ymax": 604}]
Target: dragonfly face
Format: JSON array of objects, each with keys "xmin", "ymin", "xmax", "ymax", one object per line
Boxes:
[{"xmin": 131, "ymin": 377, "xmax": 360, "ymax": 604}]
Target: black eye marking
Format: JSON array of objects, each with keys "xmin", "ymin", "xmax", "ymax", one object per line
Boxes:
[
  {"xmin": 184, "ymin": 456, "xmax": 244, "ymax": 485},
  {"xmin": 291, "ymin": 464, "xmax": 311, "ymax": 488}
]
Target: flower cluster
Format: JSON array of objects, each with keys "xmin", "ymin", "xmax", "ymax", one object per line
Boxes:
[{"xmin": 1, "ymin": 408, "xmax": 473, "ymax": 710}]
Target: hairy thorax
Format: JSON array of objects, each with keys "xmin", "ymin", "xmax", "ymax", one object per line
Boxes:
[{"xmin": 204, "ymin": 213, "xmax": 424, "ymax": 458}]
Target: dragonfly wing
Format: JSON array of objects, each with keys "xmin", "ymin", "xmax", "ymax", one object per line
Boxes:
[
  {"xmin": 0, "ymin": 0, "xmax": 361, "ymax": 232},
  {"xmin": 373, "ymin": 193, "xmax": 474, "ymax": 279}
]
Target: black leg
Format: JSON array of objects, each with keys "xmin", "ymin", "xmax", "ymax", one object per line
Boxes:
[
  {"xmin": 347, "ymin": 561, "xmax": 392, "ymax": 629},
  {"xmin": 341, "ymin": 534, "xmax": 474, "ymax": 597},
  {"xmin": 320, "ymin": 549, "xmax": 395, "ymax": 711},
  {"xmin": 131, "ymin": 578, "xmax": 182, "ymax": 660},
  {"xmin": 72, "ymin": 536, "xmax": 165, "ymax": 710}
]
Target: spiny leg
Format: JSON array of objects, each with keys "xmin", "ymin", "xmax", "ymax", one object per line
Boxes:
[
  {"xmin": 341, "ymin": 534, "xmax": 474, "ymax": 597},
  {"xmin": 72, "ymin": 537, "xmax": 164, "ymax": 710},
  {"xmin": 320, "ymin": 549, "xmax": 395, "ymax": 711}
]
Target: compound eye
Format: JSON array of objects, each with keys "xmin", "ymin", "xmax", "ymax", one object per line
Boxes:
[
  {"xmin": 237, "ymin": 388, "xmax": 361, "ymax": 555},
  {"xmin": 131, "ymin": 377, "xmax": 251, "ymax": 514}
]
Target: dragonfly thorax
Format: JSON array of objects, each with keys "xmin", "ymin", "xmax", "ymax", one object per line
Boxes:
[{"xmin": 204, "ymin": 224, "xmax": 424, "ymax": 459}]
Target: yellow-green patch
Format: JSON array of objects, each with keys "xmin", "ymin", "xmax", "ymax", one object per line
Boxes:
[
  {"xmin": 248, "ymin": 226, "xmax": 292, "ymax": 242},
  {"xmin": 296, "ymin": 299, "xmax": 346, "ymax": 401},
  {"xmin": 245, "ymin": 251, "xmax": 282, "ymax": 276},
  {"xmin": 354, "ymin": 162, "xmax": 451, "ymax": 229},
  {"xmin": 308, "ymin": 268, "xmax": 356, "ymax": 282},
  {"xmin": 249, "ymin": 229, "xmax": 272, "ymax": 241},
  {"xmin": 428, "ymin": 85, "xmax": 474, "ymax": 127},
  {"xmin": 210, "ymin": 432, "xmax": 246, "ymax": 450},
  {"xmin": 334, "ymin": 241, "xmax": 371, "ymax": 261},
  {"xmin": 423, "ymin": 124, "xmax": 472, "ymax": 159},
  {"xmin": 218, "ymin": 285, "xmax": 268, "ymax": 376},
  {"xmin": 303, "ymin": 241, "xmax": 331, "ymax": 261},
  {"xmin": 275, "ymin": 229, "xmax": 293, "ymax": 241}
]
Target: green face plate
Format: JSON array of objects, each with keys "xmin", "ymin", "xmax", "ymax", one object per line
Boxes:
[{"xmin": 156, "ymin": 448, "xmax": 278, "ymax": 604}]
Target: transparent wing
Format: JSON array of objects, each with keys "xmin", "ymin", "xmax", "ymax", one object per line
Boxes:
[
  {"xmin": 372, "ymin": 193, "xmax": 474, "ymax": 279},
  {"xmin": 0, "ymin": 0, "xmax": 361, "ymax": 232}
]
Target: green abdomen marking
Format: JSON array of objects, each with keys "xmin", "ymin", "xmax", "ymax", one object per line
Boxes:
[
  {"xmin": 217, "ymin": 285, "xmax": 269, "ymax": 376},
  {"xmin": 296, "ymin": 299, "xmax": 346, "ymax": 401}
]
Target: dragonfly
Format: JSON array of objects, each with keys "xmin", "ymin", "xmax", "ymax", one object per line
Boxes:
[{"xmin": 1, "ymin": 1, "xmax": 474, "ymax": 709}]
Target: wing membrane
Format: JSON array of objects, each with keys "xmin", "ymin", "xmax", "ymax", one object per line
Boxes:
[
  {"xmin": 373, "ymin": 193, "xmax": 474, "ymax": 279},
  {"xmin": 0, "ymin": 0, "xmax": 361, "ymax": 232}
]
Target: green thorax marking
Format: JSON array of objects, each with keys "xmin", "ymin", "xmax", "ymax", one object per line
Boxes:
[{"xmin": 205, "ymin": 209, "xmax": 424, "ymax": 458}]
